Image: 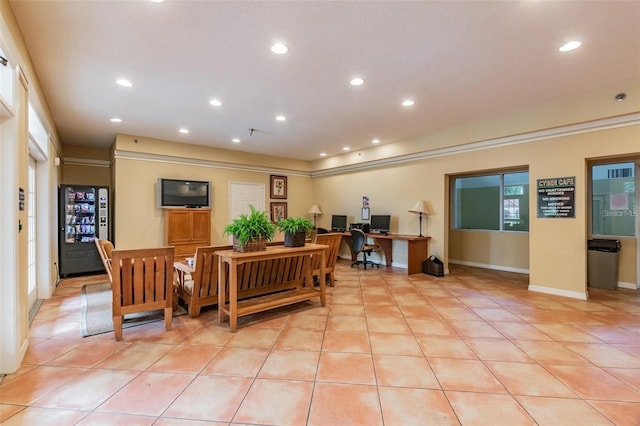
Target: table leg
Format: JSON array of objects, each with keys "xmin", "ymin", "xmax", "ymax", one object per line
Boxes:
[
  {"xmin": 218, "ymin": 259, "xmax": 227, "ymax": 324},
  {"xmin": 229, "ymin": 261, "xmax": 238, "ymax": 332},
  {"xmin": 319, "ymin": 251, "xmax": 326, "ymax": 306},
  {"xmin": 374, "ymin": 238, "xmax": 393, "ymax": 267},
  {"xmin": 407, "ymin": 239, "xmax": 428, "ymax": 275}
]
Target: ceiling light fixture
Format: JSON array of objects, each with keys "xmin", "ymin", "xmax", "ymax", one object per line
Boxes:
[
  {"xmin": 110, "ymin": 118, "xmax": 122, "ymax": 123},
  {"xmin": 402, "ymin": 99, "xmax": 415, "ymax": 107},
  {"xmin": 372, "ymin": 139, "xmax": 380, "ymax": 144},
  {"xmin": 271, "ymin": 43, "xmax": 288, "ymax": 55},
  {"xmin": 342, "ymin": 146, "xmax": 350, "ymax": 151},
  {"xmin": 275, "ymin": 115, "xmax": 286, "ymax": 121},
  {"xmin": 350, "ymin": 77, "xmax": 364, "ymax": 86},
  {"xmin": 232, "ymin": 138, "xmax": 240, "ymax": 143},
  {"xmin": 320, "ymin": 152, "xmax": 327, "ymax": 157},
  {"xmin": 615, "ymin": 93, "xmax": 627, "ymax": 102},
  {"xmin": 116, "ymin": 79, "xmax": 132, "ymax": 87},
  {"xmin": 178, "ymin": 128, "xmax": 189, "ymax": 134},
  {"xmin": 210, "ymin": 99, "xmax": 222, "ymax": 107},
  {"xmin": 559, "ymin": 40, "xmax": 582, "ymax": 52}
]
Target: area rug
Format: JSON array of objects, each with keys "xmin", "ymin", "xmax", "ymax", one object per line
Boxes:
[{"xmin": 80, "ymin": 282, "xmax": 186, "ymax": 337}]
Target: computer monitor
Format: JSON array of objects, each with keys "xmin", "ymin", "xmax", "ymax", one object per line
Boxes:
[
  {"xmin": 331, "ymin": 215, "xmax": 347, "ymax": 231},
  {"xmin": 370, "ymin": 215, "xmax": 391, "ymax": 233}
]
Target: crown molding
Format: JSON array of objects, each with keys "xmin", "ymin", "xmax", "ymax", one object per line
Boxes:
[
  {"xmin": 311, "ymin": 113, "xmax": 640, "ymax": 177},
  {"xmin": 112, "ymin": 150, "xmax": 311, "ymax": 177},
  {"xmin": 62, "ymin": 157, "xmax": 111, "ymax": 167}
]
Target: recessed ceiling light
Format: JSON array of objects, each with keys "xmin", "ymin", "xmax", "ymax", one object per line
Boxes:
[
  {"xmin": 271, "ymin": 43, "xmax": 288, "ymax": 55},
  {"xmin": 559, "ymin": 40, "xmax": 582, "ymax": 52},
  {"xmin": 372, "ymin": 139, "xmax": 380, "ymax": 144},
  {"xmin": 232, "ymin": 138, "xmax": 241, "ymax": 143},
  {"xmin": 320, "ymin": 152, "xmax": 327, "ymax": 157},
  {"xmin": 402, "ymin": 99, "xmax": 415, "ymax": 107},
  {"xmin": 116, "ymin": 79, "xmax": 132, "ymax": 87},
  {"xmin": 110, "ymin": 117, "xmax": 122, "ymax": 123},
  {"xmin": 342, "ymin": 146, "xmax": 350, "ymax": 151},
  {"xmin": 210, "ymin": 99, "xmax": 222, "ymax": 107},
  {"xmin": 149, "ymin": 0, "xmax": 165, "ymax": 3},
  {"xmin": 350, "ymin": 77, "xmax": 365, "ymax": 86},
  {"xmin": 178, "ymin": 128, "xmax": 189, "ymax": 134},
  {"xmin": 615, "ymin": 93, "xmax": 626, "ymax": 102},
  {"xmin": 275, "ymin": 115, "xmax": 286, "ymax": 121}
]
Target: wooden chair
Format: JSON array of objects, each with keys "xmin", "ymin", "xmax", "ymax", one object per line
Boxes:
[
  {"xmin": 94, "ymin": 238, "xmax": 114, "ymax": 281},
  {"xmin": 176, "ymin": 244, "xmax": 231, "ymax": 317},
  {"xmin": 110, "ymin": 246, "xmax": 175, "ymax": 341},
  {"xmin": 312, "ymin": 233, "xmax": 342, "ymax": 286}
]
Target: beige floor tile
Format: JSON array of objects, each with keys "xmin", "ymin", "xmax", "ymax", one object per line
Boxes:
[
  {"xmin": 163, "ymin": 375, "xmax": 252, "ymax": 422},
  {"xmin": 366, "ymin": 316, "xmax": 411, "ymax": 333},
  {"xmin": 379, "ymin": 386, "xmax": 459, "ymax": 425},
  {"xmin": 75, "ymin": 411, "xmax": 157, "ymax": 425},
  {"xmin": 485, "ymin": 361, "xmax": 576, "ymax": 397},
  {"xmin": 449, "ymin": 320, "xmax": 503, "ymax": 338},
  {"xmin": 225, "ymin": 327, "xmax": 280, "ymax": 348},
  {"xmin": 326, "ymin": 314, "xmax": 368, "ymax": 331},
  {"xmin": 515, "ymin": 395, "xmax": 613, "ymax": 425},
  {"xmin": 463, "ymin": 337, "xmax": 532, "ymax": 362},
  {"xmin": 373, "ymin": 354, "xmax": 440, "ymax": 388},
  {"xmin": 201, "ymin": 347, "xmax": 269, "ymax": 377},
  {"xmin": 233, "ymin": 379, "xmax": 313, "ymax": 425},
  {"xmin": 429, "ymin": 358, "xmax": 506, "ymax": 393},
  {"xmin": 0, "ymin": 406, "xmax": 88, "ymax": 426},
  {"xmin": 416, "ymin": 335, "xmax": 477, "ymax": 359},
  {"xmin": 258, "ymin": 349, "xmax": 320, "ymax": 381},
  {"xmin": 308, "ymin": 382, "xmax": 382, "ymax": 426},
  {"xmin": 545, "ymin": 364, "xmax": 640, "ymax": 400},
  {"xmin": 46, "ymin": 340, "xmax": 128, "ymax": 368},
  {"xmin": 0, "ymin": 365, "xmax": 87, "ymax": 405},
  {"xmin": 0, "ymin": 404, "xmax": 25, "ymax": 423},
  {"xmin": 322, "ymin": 330, "xmax": 371, "ymax": 353},
  {"xmin": 273, "ymin": 327, "xmax": 324, "ymax": 351},
  {"xmin": 96, "ymin": 342, "xmax": 173, "ymax": 370},
  {"xmin": 589, "ymin": 400, "xmax": 640, "ymax": 426},
  {"xmin": 446, "ymin": 391, "xmax": 535, "ymax": 425},
  {"xmin": 98, "ymin": 371, "xmax": 194, "ymax": 416},
  {"xmin": 316, "ymin": 352, "xmax": 376, "ymax": 384},
  {"xmin": 148, "ymin": 344, "xmax": 221, "ymax": 374},
  {"xmin": 33, "ymin": 368, "xmax": 139, "ymax": 410},
  {"xmin": 512, "ymin": 340, "xmax": 592, "ymax": 365},
  {"xmin": 369, "ymin": 332, "xmax": 423, "ymax": 356}
]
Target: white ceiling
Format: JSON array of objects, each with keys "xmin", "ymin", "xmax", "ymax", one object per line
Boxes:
[{"xmin": 8, "ymin": 1, "xmax": 640, "ymax": 161}]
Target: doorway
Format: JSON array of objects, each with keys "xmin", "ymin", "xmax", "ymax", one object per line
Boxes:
[{"xmin": 228, "ymin": 182, "xmax": 266, "ymax": 243}]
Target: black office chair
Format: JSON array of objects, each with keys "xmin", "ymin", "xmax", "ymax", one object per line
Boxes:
[
  {"xmin": 317, "ymin": 227, "xmax": 330, "ymax": 234},
  {"xmin": 350, "ymin": 228, "xmax": 379, "ymax": 269}
]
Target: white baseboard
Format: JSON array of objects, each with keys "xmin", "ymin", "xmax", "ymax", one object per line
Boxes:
[
  {"xmin": 448, "ymin": 259, "xmax": 529, "ymax": 275},
  {"xmin": 528, "ymin": 284, "xmax": 588, "ymax": 300},
  {"xmin": 617, "ymin": 281, "xmax": 638, "ymax": 290}
]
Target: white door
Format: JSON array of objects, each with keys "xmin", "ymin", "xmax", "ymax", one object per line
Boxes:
[
  {"xmin": 27, "ymin": 156, "xmax": 37, "ymax": 309},
  {"xmin": 228, "ymin": 182, "xmax": 265, "ymax": 243}
]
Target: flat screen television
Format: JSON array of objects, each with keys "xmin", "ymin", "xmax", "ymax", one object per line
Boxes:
[
  {"xmin": 157, "ymin": 178, "xmax": 210, "ymax": 208},
  {"xmin": 331, "ymin": 215, "xmax": 347, "ymax": 231},
  {"xmin": 370, "ymin": 215, "xmax": 391, "ymax": 233}
]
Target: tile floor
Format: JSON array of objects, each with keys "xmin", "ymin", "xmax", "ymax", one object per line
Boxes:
[{"xmin": 1, "ymin": 262, "xmax": 640, "ymax": 425}]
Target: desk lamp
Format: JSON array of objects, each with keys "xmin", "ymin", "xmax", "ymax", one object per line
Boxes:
[
  {"xmin": 408, "ymin": 201, "xmax": 431, "ymax": 237},
  {"xmin": 308, "ymin": 204, "xmax": 322, "ymax": 228}
]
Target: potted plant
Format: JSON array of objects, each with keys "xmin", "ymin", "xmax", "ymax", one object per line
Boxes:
[
  {"xmin": 223, "ymin": 205, "xmax": 277, "ymax": 252},
  {"xmin": 277, "ymin": 216, "xmax": 314, "ymax": 247}
]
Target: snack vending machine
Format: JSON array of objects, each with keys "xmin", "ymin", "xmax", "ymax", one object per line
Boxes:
[{"xmin": 58, "ymin": 184, "xmax": 110, "ymax": 277}]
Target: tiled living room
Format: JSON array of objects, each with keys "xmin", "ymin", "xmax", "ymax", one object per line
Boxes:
[{"xmin": 1, "ymin": 262, "xmax": 639, "ymax": 425}]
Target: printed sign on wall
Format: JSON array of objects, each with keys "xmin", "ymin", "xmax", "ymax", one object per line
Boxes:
[{"xmin": 537, "ymin": 176, "xmax": 576, "ymax": 218}]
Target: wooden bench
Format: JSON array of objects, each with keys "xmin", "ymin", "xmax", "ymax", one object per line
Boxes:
[{"xmin": 217, "ymin": 243, "xmax": 328, "ymax": 331}]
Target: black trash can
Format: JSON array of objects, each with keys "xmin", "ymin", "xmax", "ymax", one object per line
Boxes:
[{"xmin": 587, "ymin": 239, "xmax": 621, "ymax": 290}]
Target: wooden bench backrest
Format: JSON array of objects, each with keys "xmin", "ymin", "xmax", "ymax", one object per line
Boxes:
[
  {"xmin": 191, "ymin": 244, "xmax": 232, "ymax": 298},
  {"xmin": 111, "ymin": 246, "xmax": 175, "ymax": 314},
  {"xmin": 313, "ymin": 233, "xmax": 342, "ymax": 272}
]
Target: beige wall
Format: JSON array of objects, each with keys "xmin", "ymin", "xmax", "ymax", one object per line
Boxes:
[
  {"xmin": 449, "ymin": 230, "xmax": 529, "ymax": 272},
  {"xmin": 312, "ymin": 123, "xmax": 639, "ymax": 297},
  {"xmin": 112, "ymin": 135, "xmax": 313, "ymax": 249}
]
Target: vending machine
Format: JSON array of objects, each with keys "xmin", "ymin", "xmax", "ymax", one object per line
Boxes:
[{"xmin": 58, "ymin": 184, "xmax": 110, "ymax": 277}]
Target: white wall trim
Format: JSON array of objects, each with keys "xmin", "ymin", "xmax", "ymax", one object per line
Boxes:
[
  {"xmin": 62, "ymin": 157, "xmax": 111, "ymax": 167},
  {"xmin": 528, "ymin": 284, "xmax": 588, "ymax": 300},
  {"xmin": 312, "ymin": 113, "xmax": 640, "ymax": 177},
  {"xmin": 113, "ymin": 150, "xmax": 311, "ymax": 177},
  {"xmin": 448, "ymin": 259, "xmax": 530, "ymax": 275},
  {"xmin": 618, "ymin": 281, "xmax": 638, "ymax": 290}
]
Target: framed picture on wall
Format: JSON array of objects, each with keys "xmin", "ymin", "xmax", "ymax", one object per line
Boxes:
[
  {"xmin": 361, "ymin": 207, "xmax": 370, "ymax": 220},
  {"xmin": 270, "ymin": 175, "xmax": 287, "ymax": 199},
  {"xmin": 270, "ymin": 202, "xmax": 288, "ymax": 223}
]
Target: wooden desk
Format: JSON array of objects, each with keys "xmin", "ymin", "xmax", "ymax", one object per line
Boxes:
[
  {"xmin": 217, "ymin": 243, "xmax": 328, "ymax": 331},
  {"xmin": 343, "ymin": 232, "xmax": 430, "ymax": 275}
]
